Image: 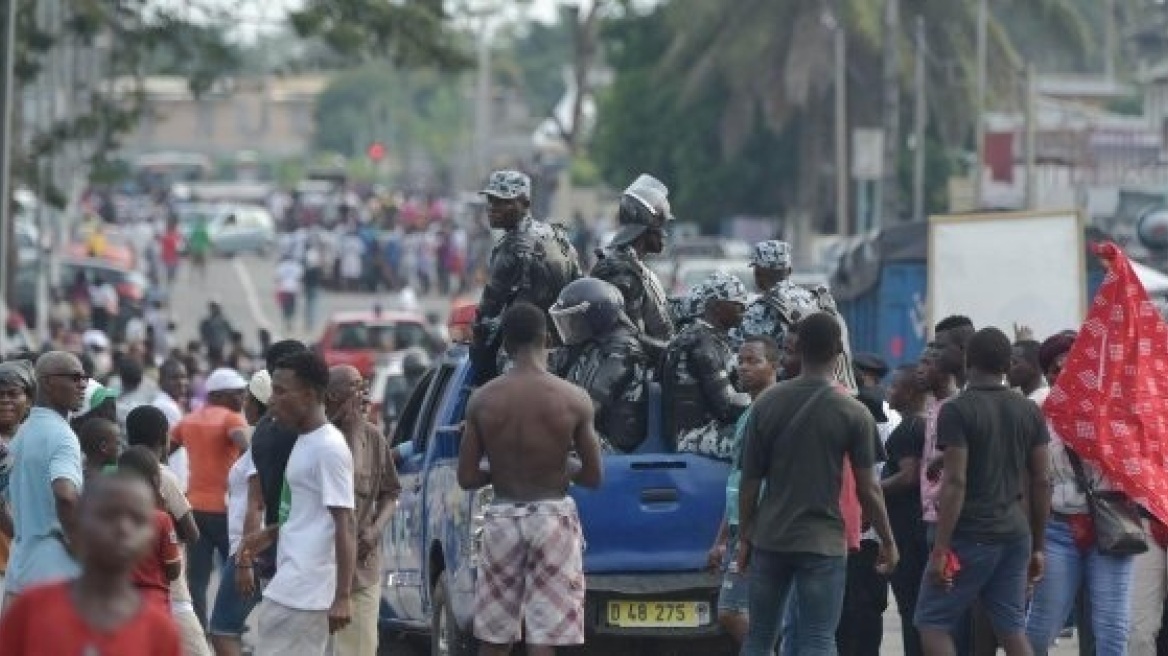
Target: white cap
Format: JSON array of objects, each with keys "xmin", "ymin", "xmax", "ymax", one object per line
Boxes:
[
  {"xmin": 248, "ymin": 370, "xmax": 272, "ymax": 405},
  {"xmin": 205, "ymin": 367, "xmax": 248, "ymax": 393},
  {"xmin": 82, "ymin": 329, "xmax": 110, "ymax": 350}
]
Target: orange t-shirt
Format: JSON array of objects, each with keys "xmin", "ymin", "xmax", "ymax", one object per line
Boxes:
[
  {"xmin": 172, "ymin": 405, "xmax": 247, "ymax": 512},
  {"xmin": 0, "ymin": 580, "xmax": 182, "ymax": 656},
  {"xmin": 132, "ymin": 510, "xmax": 182, "ymax": 608}
]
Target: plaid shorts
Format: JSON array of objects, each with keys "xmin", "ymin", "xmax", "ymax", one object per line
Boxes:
[{"xmin": 473, "ymin": 498, "xmax": 585, "ymax": 646}]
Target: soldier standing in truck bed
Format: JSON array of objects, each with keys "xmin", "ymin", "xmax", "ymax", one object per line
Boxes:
[
  {"xmin": 469, "ymin": 170, "xmax": 581, "ymax": 385},
  {"xmin": 735, "ymin": 240, "xmax": 858, "ymax": 392},
  {"xmin": 591, "ymin": 174, "xmax": 676, "ymax": 366}
]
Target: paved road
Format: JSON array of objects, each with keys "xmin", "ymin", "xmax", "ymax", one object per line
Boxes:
[{"xmin": 166, "ymin": 253, "xmax": 455, "ymax": 350}]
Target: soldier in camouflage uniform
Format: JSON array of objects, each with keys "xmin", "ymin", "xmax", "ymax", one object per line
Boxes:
[
  {"xmin": 470, "ymin": 170, "xmax": 582, "ymax": 384},
  {"xmin": 549, "ymin": 278, "xmax": 650, "ymax": 452},
  {"xmin": 662, "ymin": 271, "xmax": 751, "ymax": 460},
  {"xmin": 735, "ymin": 240, "xmax": 859, "ymax": 392},
  {"xmin": 591, "ymin": 174, "xmax": 675, "ymax": 366}
]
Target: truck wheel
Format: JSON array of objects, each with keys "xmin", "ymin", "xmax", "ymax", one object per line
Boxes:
[{"xmin": 431, "ymin": 572, "xmax": 477, "ymax": 656}]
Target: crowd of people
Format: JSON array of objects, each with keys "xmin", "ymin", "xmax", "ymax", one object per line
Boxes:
[
  {"xmin": 0, "ymin": 337, "xmax": 404, "ymax": 656},
  {"xmin": 2, "ymin": 164, "xmax": 1167, "ymax": 656}
]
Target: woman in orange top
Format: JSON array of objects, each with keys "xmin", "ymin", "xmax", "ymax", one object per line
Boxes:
[
  {"xmin": 170, "ymin": 367, "xmax": 250, "ymax": 626},
  {"xmin": 0, "ymin": 361, "xmax": 35, "ymax": 579}
]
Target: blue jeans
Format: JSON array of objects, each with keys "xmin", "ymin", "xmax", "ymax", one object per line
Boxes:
[
  {"xmin": 188, "ymin": 511, "xmax": 230, "ymax": 627},
  {"xmin": 1025, "ymin": 518, "xmax": 1133, "ymax": 656},
  {"xmin": 209, "ymin": 558, "xmax": 263, "ymax": 636},
  {"xmin": 915, "ymin": 534, "xmax": 1031, "ymax": 637},
  {"xmin": 741, "ymin": 548, "xmax": 847, "ymax": 656}
]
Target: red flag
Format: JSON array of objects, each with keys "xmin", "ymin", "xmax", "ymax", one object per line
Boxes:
[{"xmin": 1044, "ymin": 243, "xmax": 1168, "ymax": 524}]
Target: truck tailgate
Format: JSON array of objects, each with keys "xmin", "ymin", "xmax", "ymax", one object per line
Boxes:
[{"xmin": 570, "ymin": 454, "xmax": 729, "ymax": 573}]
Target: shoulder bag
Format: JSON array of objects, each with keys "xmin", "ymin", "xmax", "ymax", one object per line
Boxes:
[{"xmin": 1066, "ymin": 448, "xmax": 1148, "ymax": 555}]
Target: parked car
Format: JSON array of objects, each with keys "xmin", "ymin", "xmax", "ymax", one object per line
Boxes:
[
  {"xmin": 378, "ymin": 347, "xmax": 734, "ymax": 655},
  {"xmin": 315, "ymin": 310, "xmax": 429, "ymax": 377}
]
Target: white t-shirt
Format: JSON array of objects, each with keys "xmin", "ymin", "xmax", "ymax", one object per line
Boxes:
[
  {"xmin": 263, "ymin": 423, "xmax": 355, "ymax": 611},
  {"xmin": 226, "ymin": 450, "xmax": 257, "ymax": 556},
  {"xmin": 276, "ymin": 260, "xmax": 304, "ymax": 294},
  {"xmin": 152, "ymin": 391, "xmax": 183, "ymax": 427}
]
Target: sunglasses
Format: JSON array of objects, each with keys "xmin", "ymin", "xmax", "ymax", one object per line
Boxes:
[{"xmin": 46, "ymin": 372, "xmax": 90, "ymax": 384}]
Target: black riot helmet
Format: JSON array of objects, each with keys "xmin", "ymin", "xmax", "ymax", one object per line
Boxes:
[
  {"xmin": 610, "ymin": 174, "xmax": 674, "ymax": 247},
  {"xmin": 549, "ymin": 277, "xmax": 626, "ymax": 346}
]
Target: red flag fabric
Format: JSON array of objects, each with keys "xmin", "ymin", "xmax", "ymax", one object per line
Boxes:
[{"xmin": 1044, "ymin": 242, "xmax": 1168, "ymax": 524}]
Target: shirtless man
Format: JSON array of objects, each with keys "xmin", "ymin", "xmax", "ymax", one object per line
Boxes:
[{"xmin": 458, "ymin": 302, "xmax": 603, "ymax": 656}]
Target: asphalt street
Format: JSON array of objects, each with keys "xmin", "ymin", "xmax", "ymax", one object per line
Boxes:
[{"xmin": 167, "ymin": 253, "xmax": 454, "ymax": 350}]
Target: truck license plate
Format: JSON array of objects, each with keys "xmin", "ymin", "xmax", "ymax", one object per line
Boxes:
[{"xmin": 605, "ymin": 601, "xmax": 709, "ymax": 628}]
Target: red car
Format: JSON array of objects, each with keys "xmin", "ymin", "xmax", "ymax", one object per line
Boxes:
[{"xmin": 315, "ymin": 310, "xmax": 429, "ymax": 376}]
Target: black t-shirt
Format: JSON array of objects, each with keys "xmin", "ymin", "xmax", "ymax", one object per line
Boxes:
[
  {"xmin": 937, "ymin": 384, "xmax": 1050, "ymax": 542},
  {"xmin": 882, "ymin": 415, "xmax": 926, "ymax": 529},
  {"xmin": 249, "ymin": 413, "xmax": 300, "ymax": 526},
  {"xmin": 741, "ymin": 378, "xmax": 877, "ymax": 557}
]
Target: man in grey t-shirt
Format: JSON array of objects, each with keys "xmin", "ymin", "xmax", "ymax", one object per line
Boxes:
[{"xmin": 737, "ymin": 313, "xmax": 897, "ymax": 656}]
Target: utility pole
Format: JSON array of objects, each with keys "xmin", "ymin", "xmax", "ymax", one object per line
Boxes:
[
  {"xmin": 834, "ymin": 19, "xmax": 848, "ymax": 236},
  {"xmin": 1023, "ymin": 61, "xmax": 1037, "ymax": 210},
  {"xmin": 1104, "ymin": 0, "xmax": 1116, "ymax": 81},
  {"xmin": 913, "ymin": 16, "xmax": 928, "ymax": 223},
  {"xmin": 880, "ymin": 0, "xmax": 900, "ymax": 224},
  {"xmin": 473, "ymin": 28, "xmax": 493, "ymax": 182},
  {"xmin": 0, "ymin": 0, "xmax": 18, "ymax": 356},
  {"xmin": 973, "ymin": 0, "xmax": 987, "ymax": 211}
]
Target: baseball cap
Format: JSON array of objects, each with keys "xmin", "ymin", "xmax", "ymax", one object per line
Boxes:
[
  {"xmin": 205, "ymin": 368, "xmax": 248, "ymax": 393},
  {"xmin": 76, "ymin": 380, "xmax": 117, "ymax": 419}
]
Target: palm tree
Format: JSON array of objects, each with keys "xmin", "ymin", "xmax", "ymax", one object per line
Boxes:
[{"xmin": 655, "ymin": 0, "xmax": 1092, "ymax": 239}]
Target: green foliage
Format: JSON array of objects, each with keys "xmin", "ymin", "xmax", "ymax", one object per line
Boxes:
[
  {"xmin": 313, "ymin": 64, "xmax": 471, "ymax": 182},
  {"xmin": 290, "ymin": 0, "xmax": 471, "ymax": 70},
  {"xmin": 495, "ymin": 19, "xmax": 574, "ymax": 116},
  {"xmin": 591, "ymin": 12, "xmax": 797, "ymax": 228}
]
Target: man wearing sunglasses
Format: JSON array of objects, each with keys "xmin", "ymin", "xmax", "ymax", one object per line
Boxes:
[
  {"xmin": 3, "ymin": 351, "xmax": 88, "ymax": 612},
  {"xmin": 592, "ymin": 174, "xmax": 676, "ymax": 366}
]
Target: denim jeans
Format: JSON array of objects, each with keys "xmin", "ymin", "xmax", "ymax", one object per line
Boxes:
[
  {"xmin": 1025, "ymin": 517, "xmax": 1133, "ymax": 656},
  {"xmin": 741, "ymin": 548, "xmax": 847, "ymax": 656},
  {"xmin": 188, "ymin": 511, "xmax": 230, "ymax": 627}
]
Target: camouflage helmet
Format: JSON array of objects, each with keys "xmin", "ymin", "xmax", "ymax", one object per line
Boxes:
[
  {"xmin": 702, "ymin": 271, "xmax": 750, "ymax": 306},
  {"xmin": 479, "ymin": 170, "xmax": 532, "ymax": 200},
  {"xmin": 748, "ymin": 240, "xmax": 792, "ymax": 269},
  {"xmin": 684, "ymin": 279, "xmax": 713, "ymax": 317}
]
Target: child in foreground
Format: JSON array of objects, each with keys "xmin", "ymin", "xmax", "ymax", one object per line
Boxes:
[
  {"xmin": 119, "ymin": 445, "xmax": 183, "ymax": 609},
  {"xmin": 0, "ymin": 471, "xmax": 183, "ymax": 655}
]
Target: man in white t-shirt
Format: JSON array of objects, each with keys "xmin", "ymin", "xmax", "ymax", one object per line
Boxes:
[{"xmin": 240, "ymin": 351, "xmax": 356, "ymax": 655}]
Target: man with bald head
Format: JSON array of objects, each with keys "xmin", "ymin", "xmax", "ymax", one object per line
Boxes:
[
  {"xmin": 3, "ymin": 351, "xmax": 89, "ymax": 611},
  {"xmin": 325, "ymin": 364, "xmax": 400, "ymax": 655}
]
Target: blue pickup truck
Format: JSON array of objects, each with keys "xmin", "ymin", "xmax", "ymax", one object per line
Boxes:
[{"xmin": 378, "ymin": 345, "xmax": 734, "ymax": 655}]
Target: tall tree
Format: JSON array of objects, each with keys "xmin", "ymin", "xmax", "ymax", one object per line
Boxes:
[
  {"xmin": 289, "ymin": 0, "xmax": 471, "ymax": 70},
  {"xmin": 647, "ymin": 0, "xmax": 1092, "ymax": 239}
]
